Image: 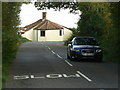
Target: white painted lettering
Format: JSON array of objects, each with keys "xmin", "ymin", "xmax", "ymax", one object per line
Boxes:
[
  {"xmin": 46, "ymin": 74, "xmax": 62, "ymax": 79},
  {"xmin": 30, "ymin": 75, "xmax": 45, "ymax": 79},
  {"xmin": 14, "ymin": 75, "xmax": 29, "ymax": 80},
  {"xmin": 13, "ymin": 72, "xmax": 83, "ymax": 80},
  {"xmin": 63, "ymin": 74, "xmax": 81, "ymax": 78}
]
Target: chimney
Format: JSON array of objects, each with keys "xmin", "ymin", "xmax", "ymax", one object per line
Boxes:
[{"xmin": 42, "ymin": 12, "xmax": 47, "ymax": 19}]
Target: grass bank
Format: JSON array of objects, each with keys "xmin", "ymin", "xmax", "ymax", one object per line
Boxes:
[{"xmin": 2, "ymin": 36, "xmax": 31, "ymax": 87}]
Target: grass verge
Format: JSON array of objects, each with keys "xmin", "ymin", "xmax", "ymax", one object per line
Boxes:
[{"xmin": 2, "ymin": 36, "xmax": 31, "ymax": 88}]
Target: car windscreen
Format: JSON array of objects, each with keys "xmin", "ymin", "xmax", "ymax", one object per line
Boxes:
[{"xmin": 74, "ymin": 38, "xmax": 98, "ymax": 45}]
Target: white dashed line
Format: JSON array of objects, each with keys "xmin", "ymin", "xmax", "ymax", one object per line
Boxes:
[
  {"xmin": 65, "ymin": 60, "xmax": 73, "ymax": 67},
  {"xmin": 47, "ymin": 46, "xmax": 73, "ymax": 67},
  {"xmin": 51, "ymin": 50, "xmax": 55, "ymax": 54},
  {"xmin": 57, "ymin": 54, "xmax": 63, "ymax": 59},
  {"xmin": 48, "ymin": 47, "xmax": 51, "ymax": 50},
  {"xmin": 77, "ymin": 71, "xmax": 92, "ymax": 82}
]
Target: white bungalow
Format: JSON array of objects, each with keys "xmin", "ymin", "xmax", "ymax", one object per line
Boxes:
[{"xmin": 21, "ymin": 12, "xmax": 73, "ymax": 42}]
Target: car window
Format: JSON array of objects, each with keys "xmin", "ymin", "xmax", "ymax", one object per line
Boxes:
[{"xmin": 74, "ymin": 38, "xmax": 98, "ymax": 45}]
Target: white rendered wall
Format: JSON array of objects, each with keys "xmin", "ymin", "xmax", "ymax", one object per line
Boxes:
[
  {"xmin": 22, "ymin": 29, "xmax": 35, "ymax": 41},
  {"xmin": 63, "ymin": 28, "xmax": 72, "ymax": 41},
  {"xmin": 46, "ymin": 29, "xmax": 63, "ymax": 41},
  {"xmin": 38, "ymin": 29, "xmax": 63, "ymax": 41},
  {"xmin": 22, "ymin": 28, "xmax": 72, "ymax": 42}
]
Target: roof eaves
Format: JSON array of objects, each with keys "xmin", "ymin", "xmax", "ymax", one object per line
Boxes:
[{"xmin": 24, "ymin": 19, "xmax": 42, "ymax": 31}]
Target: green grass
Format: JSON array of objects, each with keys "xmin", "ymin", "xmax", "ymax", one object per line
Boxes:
[
  {"xmin": 18, "ymin": 36, "xmax": 31, "ymax": 44},
  {"xmin": 2, "ymin": 51, "xmax": 17, "ymax": 87}
]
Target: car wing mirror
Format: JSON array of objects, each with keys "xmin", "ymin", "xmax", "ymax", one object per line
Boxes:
[{"xmin": 69, "ymin": 41, "xmax": 73, "ymax": 47}]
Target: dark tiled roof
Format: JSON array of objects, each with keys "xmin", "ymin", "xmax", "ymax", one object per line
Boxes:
[
  {"xmin": 24, "ymin": 19, "xmax": 42, "ymax": 31},
  {"xmin": 23, "ymin": 19, "xmax": 65, "ymax": 31}
]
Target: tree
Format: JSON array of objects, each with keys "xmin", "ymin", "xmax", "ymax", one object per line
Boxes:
[
  {"xmin": 107, "ymin": 2, "xmax": 120, "ymax": 62},
  {"xmin": 34, "ymin": 2, "xmax": 120, "ymax": 62},
  {"xmin": 34, "ymin": 2, "xmax": 79, "ymax": 12},
  {"xmin": 2, "ymin": 2, "xmax": 23, "ymax": 64}
]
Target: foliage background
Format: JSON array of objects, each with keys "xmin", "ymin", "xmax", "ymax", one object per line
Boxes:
[
  {"xmin": 2, "ymin": 1, "xmax": 120, "ymax": 88},
  {"xmin": 77, "ymin": 2, "xmax": 120, "ymax": 62},
  {"xmin": 35, "ymin": 2, "xmax": 120, "ymax": 62},
  {"xmin": 0, "ymin": 2, "xmax": 2, "ymax": 89},
  {"xmin": 2, "ymin": 2, "xmax": 30, "ymax": 87}
]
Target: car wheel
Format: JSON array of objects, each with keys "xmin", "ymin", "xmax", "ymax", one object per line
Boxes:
[
  {"xmin": 96, "ymin": 58, "xmax": 103, "ymax": 62},
  {"xmin": 98, "ymin": 58, "xmax": 103, "ymax": 62},
  {"xmin": 69, "ymin": 53, "xmax": 74, "ymax": 61}
]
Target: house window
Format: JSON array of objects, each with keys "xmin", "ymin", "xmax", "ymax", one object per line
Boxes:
[
  {"xmin": 41, "ymin": 31, "xmax": 45, "ymax": 37},
  {"xmin": 59, "ymin": 30, "xmax": 62, "ymax": 36}
]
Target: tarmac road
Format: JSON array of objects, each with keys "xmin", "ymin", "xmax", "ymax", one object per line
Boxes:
[{"xmin": 5, "ymin": 42, "xmax": 118, "ymax": 89}]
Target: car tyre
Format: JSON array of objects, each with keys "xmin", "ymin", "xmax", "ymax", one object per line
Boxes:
[
  {"xmin": 96, "ymin": 58, "xmax": 103, "ymax": 62},
  {"xmin": 98, "ymin": 59, "xmax": 103, "ymax": 62},
  {"xmin": 67, "ymin": 53, "xmax": 70, "ymax": 59},
  {"xmin": 69, "ymin": 54, "xmax": 74, "ymax": 61}
]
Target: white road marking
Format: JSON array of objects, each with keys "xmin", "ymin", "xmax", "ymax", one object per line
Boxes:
[
  {"xmin": 46, "ymin": 74, "xmax": 62, "ymax": 79},
  {"xmin": 57, "ymin": 54, "xmax": 63, "ymax": 59},
  {"xmin": 77, "ymin": 71, "xmax": 92, "ymax": 82},
  {"xmin": 63, "ymin": 74, "xmax": 80, "ymax": 78},
  {"xmin": 51, "ymin": 50, "xmax": 55, "ymax": 54},
  {"xmin": 30, "ymin": 75, "xmax": 45, "ymax": 79},
  {"xmin": 65, "ymin": 60, "xmax": 73, "ymax": 67},
  {"xmin": 47, "ymin": 46, "xmax": 73, "ymax": 67},
  {"xmin": 14, "ymin": 75, "xmax": 29, "ymax": 80},
  {"xmin": 13, "ymin": 73, "xmax": 81, "ymax": 80},
  {"xmin": 48, "ymin": 47, "xmax": 51, "ymax": 50}
]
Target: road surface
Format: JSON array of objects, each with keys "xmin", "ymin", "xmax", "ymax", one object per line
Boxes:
[{"xmin": 5, "ymin": 42, "xmax": 118, "ymax": 89}]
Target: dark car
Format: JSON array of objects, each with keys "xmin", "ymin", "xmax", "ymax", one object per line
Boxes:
[{"xmin": 67, "ymin": 36, "xmax": 103, "ymax": 62}]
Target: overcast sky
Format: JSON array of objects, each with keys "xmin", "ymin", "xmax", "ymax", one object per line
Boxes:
[{"xmin": 19, "ymin": 2, "xmax": 81, "ymax": 28}]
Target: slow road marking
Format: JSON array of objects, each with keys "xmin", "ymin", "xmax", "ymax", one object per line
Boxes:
[{"xmin": 14, "ymin": 73, "xmax": 81, "ymax": 80}]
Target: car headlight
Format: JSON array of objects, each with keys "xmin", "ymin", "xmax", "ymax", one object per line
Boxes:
[
  {"xmin": 96, "ymin": 49, "xmax": 102, "ymax": 52},
  {"xmin": 71, "ymin": 48, "xmax": 80, "ymax": 52}
]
